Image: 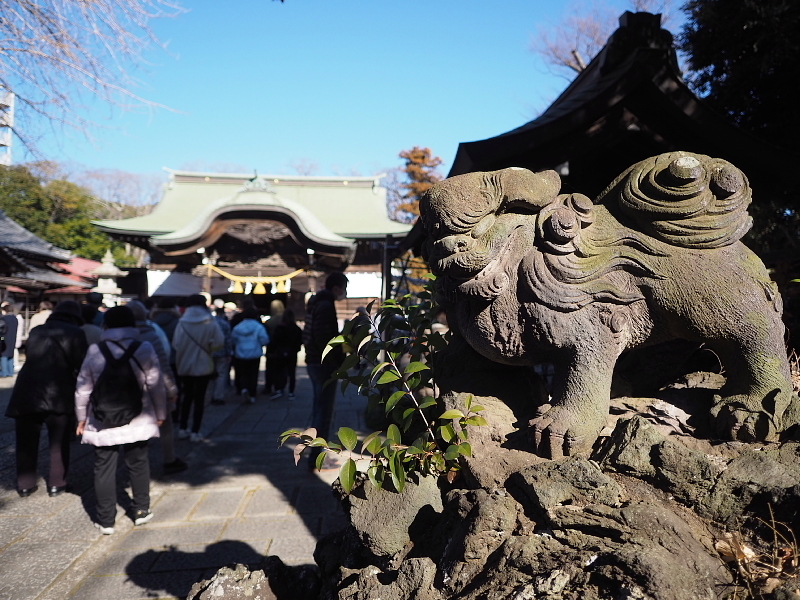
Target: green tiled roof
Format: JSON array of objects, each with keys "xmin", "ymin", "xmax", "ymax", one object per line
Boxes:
[{"xmin": 94, "ymin": 171, "xmax": 412, "ymax": 241}]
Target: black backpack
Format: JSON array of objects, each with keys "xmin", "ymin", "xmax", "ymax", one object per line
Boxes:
[{"xmin": 91, "ymin": 340, "xmax": 143, "ymax": 427}]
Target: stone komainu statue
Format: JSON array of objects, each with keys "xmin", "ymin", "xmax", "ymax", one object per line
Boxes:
[{"xmin": 421, "ymin": 151, "xmax": 800, "ymax": 458}]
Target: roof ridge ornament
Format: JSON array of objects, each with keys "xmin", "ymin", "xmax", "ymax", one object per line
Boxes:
[{"xmin": 241, "ymin": 175, "xmax": 277, "ymax": 194}]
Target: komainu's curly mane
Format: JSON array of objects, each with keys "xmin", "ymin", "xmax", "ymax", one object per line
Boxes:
[
  {"xmin": 600, "ymin": 151, "xmax": 752, "ymax": 249},
  {"xmin": 519, "ymin": 152, "xmax": 752, "ymax": 312}
]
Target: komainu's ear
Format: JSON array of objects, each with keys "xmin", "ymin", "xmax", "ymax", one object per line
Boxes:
[{"xmin": 500, "ymin": 168, "xmax": 561, "ymax": 211}]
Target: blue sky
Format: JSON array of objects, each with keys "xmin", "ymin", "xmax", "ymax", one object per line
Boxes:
[{"xmin": 21, "ymin": 0, "xmax": 664, "ymax": 178}]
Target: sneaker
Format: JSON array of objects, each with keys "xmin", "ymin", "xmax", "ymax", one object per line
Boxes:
[
  {"xmin": 240, "ymin": 389, "xmax": 249, "ymax": 398},
  {"xmin": 177, "ymin": 429, "xmax": 190, "ymax": 440},
  {"xmin": 132, "ymin": 509, "xmax": 153, "ymax": 526},
  {"xmin": 163, "ymin": 458, "xmax": 188, "ymax": 475},
  {"xmin": 288, "ymin": 393, "xmax": 296, "ymax": 399},
  {"xmin": 94, "ymin": 522, "xmax": 115, "ymax": 535},
  {"xmin": 189, "ymin": 432, "xmax": 204, "ymax": 442},
  {"xmin": 267, "ymin": 391, "xmax": 282, "ymax": 401},
  {"xmin": 247, "ymin": 396, "xmax": 255, "ymax": 404}
]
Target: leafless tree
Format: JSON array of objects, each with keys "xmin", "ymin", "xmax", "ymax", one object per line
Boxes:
[
  {"xmin": 0, "ymin": 0, "xmax": 185, "ymax": 155},
  {"xmin": 27, "ymin": 159, "xmax": 163, "ymax": 218},
  {"xmin": 531, "ymin": 0, "xmax": 679, "ymax": 78},
  {"xmin": 71, "ymin": 167, "xmax": 164, "ymax": 218},
  {"xmin": 178, "ymin": 160, "xmax": 251, "ymax": 174},
  {"xmin": 286, "ymin": 158, "xmax": 321, "ymax": 176}
]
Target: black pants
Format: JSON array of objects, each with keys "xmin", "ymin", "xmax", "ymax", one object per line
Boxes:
[
  {"xmin": 286, "ymin": 357, "xmax": 297, "ymax": 393},
  {"xmin": 236, "ymin": 358, "xmax": 260, "ymax": 397},
  {"xmin": 94, "ymin": 440, "xmax": 149, "ymax": 527},
  {"xmin": 179, "ymin": 375, "xmax": 211, "ymax": 433},
  {"xmin": 269, "ymin": 356, "xmax": 297, "ymax": 393},
  {"xmin": 14, "ymin": 413, "xmax": 71, "ymax": 491},
  {"xmin": 307, "ymin": 362, "xmax": 337, "ymax": 464}
]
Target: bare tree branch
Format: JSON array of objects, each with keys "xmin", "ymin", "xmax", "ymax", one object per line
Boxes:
[
  {"xmin": 531, "ymin": 0, "xmax": 678, "ymax": 78},
  {"xmin": 0, "ymin": 0, "xmax": 185, "ymax": 157}
]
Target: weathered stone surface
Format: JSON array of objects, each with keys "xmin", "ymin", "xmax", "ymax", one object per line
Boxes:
[
  {"xmin": 186, "ymin": 563, "xmax": 274, "ymax": 600},
  {"xmin": 338, "ymin": 474, "xmax": 443, "ymax": 559},
  {"xmin": 186, "ymin": 556, "xmax": 320, "ymax": 600},
  {"xmin": 594, "ymin": 415, "xmax": 724, "ymax": 508},
  {"xmin": 512, "ymin": 455, "xmax": 623, "ymax": 514},
  {"xmin": 435, "ymin": 335, "xmax": 548, "ymax": 490},
  {"xmin": 421, "ymin": 152, "xmax": 800, "ymax": 457},
  {"xmin": 433, "ymin": 489, "xmax": 520, "ymax": 597},
  {"xmin": 337, "ymin": 558, "xmax": 441, "ymax": 600},
  {"xmin": 702, "ymin": 448, "xmax": 800, "ymax": 528}
]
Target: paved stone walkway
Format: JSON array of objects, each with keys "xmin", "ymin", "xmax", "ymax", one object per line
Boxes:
[{"xmin": 0, "ymin": 363, "xmax": 364, "ymax": 600}]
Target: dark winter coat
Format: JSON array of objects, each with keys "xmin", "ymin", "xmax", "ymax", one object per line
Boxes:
[
  {"xmin": 270, "ymin": 321, "xmax": 302, "ymax": 361},
  {"xmin": 302, "ymin": 289, "xmax": 341, "ymax": 365},
  {"xmin": 5, "ymin": 312, "xmax": 88, "ymax": 418},
  {"xmin": 150, "ymin": 308, "xmax": 181, "ymax": 364},
  {"xmin": 0, "ymin": 314, "xmax": 16, "ymax": 358}
]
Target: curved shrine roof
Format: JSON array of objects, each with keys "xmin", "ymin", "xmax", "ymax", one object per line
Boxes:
[{"xmin": 94, "ymin": 172, "xmax": 412, "ymax": 246}]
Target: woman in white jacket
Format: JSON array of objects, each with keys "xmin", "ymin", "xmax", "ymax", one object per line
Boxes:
[
  {"xmin": 172, "ymin": 295, "xmax": 224, "ymax": 441},
  {"xmin": 75, "ymin": 305, "xmax": 167, "ymax": 535}
]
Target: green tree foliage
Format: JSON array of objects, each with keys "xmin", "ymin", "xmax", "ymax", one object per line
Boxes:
[
  {"xmin": 679, "ymin": 0, "xmax": 800, "ymax": 257},
  {"xmin": 0, "ymin": 164, "xmax": 137, "ymax": 263},
  {"xmin": 281, "ymin": 280, "xmax": 487, "ymax": 493},
  {"xmin": 679, "ymin": 0, "xmax": 800, "ymax": 150},
  {"xmin": 387, "ymin": 147, "xmax": 443, "ymax": 223},
  {"xmin": 0, "ymin": 165, "xmax": 53, "ymax": 237}
]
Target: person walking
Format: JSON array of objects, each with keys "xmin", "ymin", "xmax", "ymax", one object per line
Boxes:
[
  {"xmin": 210, "ymin": 300, "xmax": 232, "ymax": 405},
  {"xmin": 303, "ymin": 272, "xmax": 348, "ymax": 469},
  {"xmin": 268, "ymin": 309, "xmax": 303, "ymax": 399},
  {"xmin": 231, "ymin": 308, "xmax": 269, "ymax": 404},
  {"xmin": 27, "ymin": 300, "xmax": 53, "ymax": 334},
  {"xmin": 0, "ymin": 303, "xmax": 18, "ymax": 377},
  {"xmin": 5, "ymin": 301, "xmax": 88, "ymax": 496},
  {"xmin": 172, "ymin": 295, "xmax": 223, "ymax": 441},
  {"xmin": 262, "ymin": 299, "xmax": 285, "ymax": 397},
  {"xmin": 80, "ymin": 304, "xmax": 104, "ymax": 346},
  {"xmin": 127, "ymin": 300, "xmax": 186, "ymax": 475},
  {"xmin": 75, "ymin": 305, "xmax": 167, "ymax": 534},
  {"xmin": 229, "ymin": 299, "xmax": 254, "ymax": 395}
]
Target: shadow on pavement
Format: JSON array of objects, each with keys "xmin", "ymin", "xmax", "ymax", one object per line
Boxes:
[{"xmin": 125, "ymin": 540, "xmax": 263, "ymax": 599}]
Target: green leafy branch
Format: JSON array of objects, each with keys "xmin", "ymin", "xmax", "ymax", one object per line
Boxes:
[{"xmin": 279, "ymin": 278, "xmax": 487, "ymax": 493}]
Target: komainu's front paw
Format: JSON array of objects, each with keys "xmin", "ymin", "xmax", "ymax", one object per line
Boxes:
[{"xmin": 529, "ymin": 404, "xmax": 601, "ymax": 459}]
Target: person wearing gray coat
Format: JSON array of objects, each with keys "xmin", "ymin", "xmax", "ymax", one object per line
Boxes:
[
  {"xmin": 127, "ymin": 300, "xmax": 187, "ymax": 475},
  {"xmin": 172, "ymin": 295, "xmax": 224, "ymax": 441}
]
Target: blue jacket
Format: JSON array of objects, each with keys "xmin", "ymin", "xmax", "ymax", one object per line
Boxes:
[{"xmin": 231, "ymin": 318, "xmax": 269, "ymax": 360}]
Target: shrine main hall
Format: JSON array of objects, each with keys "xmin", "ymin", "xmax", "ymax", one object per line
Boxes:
[{"xmin": 94, "ymin": 169, "xmax": 411, "ymax": 316}]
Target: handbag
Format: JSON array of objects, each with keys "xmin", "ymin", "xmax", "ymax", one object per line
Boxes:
[{"xmin": 178, "ymin": 323, "xmax": 217, "ymax": 378}]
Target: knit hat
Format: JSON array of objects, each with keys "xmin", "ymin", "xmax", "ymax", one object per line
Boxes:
[
  {"xmin": 126, "ymin": 300, "xmax": 148, "ymax": 323},
  {"xmin": 54, "ymin": 300, "xmax": 82, "ymax": 320},
  {"xmin": 104, "ymin": 305, "xmax": 136, "ymax": 329}
]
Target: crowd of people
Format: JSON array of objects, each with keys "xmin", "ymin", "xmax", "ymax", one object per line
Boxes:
[{"xmin": 1, "ymin": 281, "xmax": 338, "ymax": 535}]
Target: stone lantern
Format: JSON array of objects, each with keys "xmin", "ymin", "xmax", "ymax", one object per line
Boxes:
[{"xmin": 89, "ymin": 249, "xmax": 128, "ymax": 307}]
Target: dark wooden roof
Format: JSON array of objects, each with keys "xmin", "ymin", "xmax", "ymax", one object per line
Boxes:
[
  {"xmin": 448, "ymin": 11, "xmax": 799, "ymax": 201},
  {"xmin": 0, "ymin": 210, "xmax": 72, "ymax": 263},
  {"xmin": 0, "ymin": 210, "xmax": 81, "ymax": 290}
]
